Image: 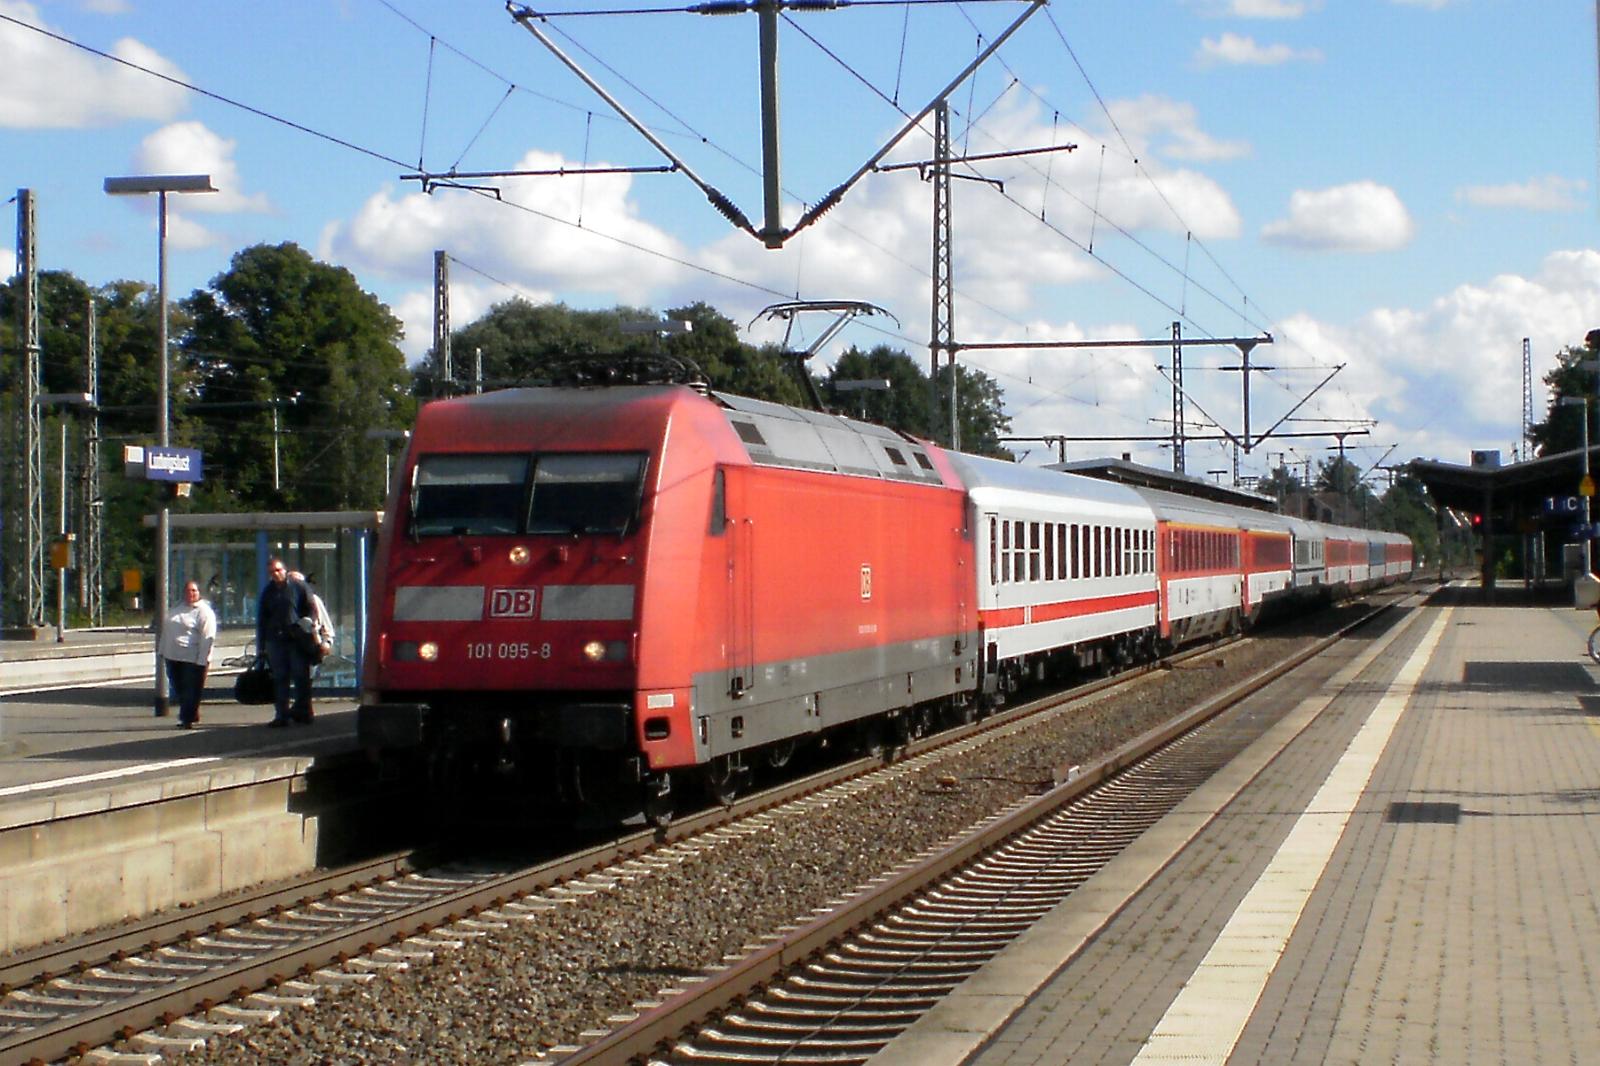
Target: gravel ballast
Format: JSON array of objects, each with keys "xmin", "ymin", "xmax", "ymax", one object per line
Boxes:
[{"xmin": 174, "ymin": 600, "xmax": 1397, "ymax": 1065}]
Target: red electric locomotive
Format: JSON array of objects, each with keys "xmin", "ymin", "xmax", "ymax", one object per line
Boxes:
[
  {"xmin": 358, "ymin": 385, "xmax": 977, "ymax": 822},
  {"xmin": 360, "ymin": 383, "xmax": 1415, "ymax": 824}
]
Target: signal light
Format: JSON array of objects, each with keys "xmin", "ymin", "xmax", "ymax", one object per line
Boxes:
[{"xmin": 1470, "ymin": 513, "xmax": 1483, "ymax": 529}]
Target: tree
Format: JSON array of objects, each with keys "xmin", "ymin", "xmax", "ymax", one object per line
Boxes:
[
  {"xmin": 1529, "ymin": 338, "xmax": 1598, "ymax": 457},
  {"xmin": 0, "ymin": 271, "xmax": 177, "ymax": 622},
  {"xmin": 435, "ymin": 299, "xmax": 809, "ymax": 405},
  {"xmin": 1255, "ymin": 462, "xmax": 1304, "ymax": 509},
  {"xmin": 824, "ymin": 345, "xmax": 1012, "ymax": 458},
  {"xmin": 1373, "ymin": 472, "xmax": 1440, "ymax": 566},
  {"xmin": 181, "ymin": 243, "xmax": 412, "ymax": 511},
  {"xmin": 942, "ymin": 361, "xmax": 1013, "ymax": 459},
  {"xmin": 826, "ymin": 345, "xmax": 930, "ymax": 429}
]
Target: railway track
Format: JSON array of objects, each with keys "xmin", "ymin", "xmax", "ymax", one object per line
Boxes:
[
  {"xmin": 559, "ymin": 590, "xmax": 1420, "ymax": 1066},
  {"xmin": 0, "ymin": 592, "xmax": 1411, "ymax": 1064}
]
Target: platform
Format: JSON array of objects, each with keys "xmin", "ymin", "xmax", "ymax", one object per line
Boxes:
[
  {"xmin": 870, "ymin": 583, "xmax": 1600, "ymax": 1065},
  {"xmin": 0, "ymin": 636, "xmax": 368, "ymax": 954}
]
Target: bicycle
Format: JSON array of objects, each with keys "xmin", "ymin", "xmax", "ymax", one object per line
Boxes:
[{"xmin": 1588, "ymin": 623, "xmax": 1600, "ymax": 665}]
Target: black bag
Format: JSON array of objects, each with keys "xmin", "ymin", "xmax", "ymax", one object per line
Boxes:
[{"xmin": 233, "ymin": 654, "xmax": 274, "ymax": 705}]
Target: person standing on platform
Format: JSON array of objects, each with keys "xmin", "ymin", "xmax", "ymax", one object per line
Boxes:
[
  {"xmin": 256, "ymin": 557, "xmax": 315, "ymax": 727},
  {"xmin": 159, "ymin": 580, "xmax": 217, "ymax": 729}
]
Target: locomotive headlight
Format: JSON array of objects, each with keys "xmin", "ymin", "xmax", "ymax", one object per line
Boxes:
[
  {"xmin": 418, "ymin": 641, "xmax": 439, "ymax": 661},
  {"xmin": 508, "ymin": 545, "xmax": 530, "ymax": 565},
  {"xmin": 582, "ymin": 639, "xmax": 629, "ymax": 662}
]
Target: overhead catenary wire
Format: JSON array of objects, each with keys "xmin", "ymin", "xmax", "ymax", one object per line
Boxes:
[{"xmin": 16, "ymin": 0, "xmax": 1315, "ymax": 468}]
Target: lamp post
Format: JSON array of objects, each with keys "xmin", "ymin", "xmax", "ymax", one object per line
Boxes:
[
  {"xmin": 364, "ymin": 428, "xmax": 412, "ymax": 498},
  {"xmin": 104, "ymin": 174, "xmax": 216, "ymax": 715},
  {"xmin": 1561, "ymin": 395, "xmax": 1593, "ymax": 572},
  {"xmin": 833, "ymin": 378, "xmax": 890, "ymax": 420}
]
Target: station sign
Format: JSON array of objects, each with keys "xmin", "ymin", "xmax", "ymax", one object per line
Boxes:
[
  {"xmin": 123, "ymin": 444, "xmax": 204, "ymax": 483},
  {"xmin": 1546, "ymin": 495, "xmax": 1583, "ymax": 514}
]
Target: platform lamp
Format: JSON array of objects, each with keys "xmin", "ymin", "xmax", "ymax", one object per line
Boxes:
[
  {"xmin": 1560, "ymin": 396, "xmax": 1593, "ymax": 573},
  {"xmin": 104, "ymin": 174, "xmax": 216, "ymax": 716},
  {"xmin": 834, "ymin": 378, "xmax": 890, "ymax": 420}
]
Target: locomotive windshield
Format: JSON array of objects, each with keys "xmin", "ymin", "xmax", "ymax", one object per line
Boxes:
[
  {"xmin": 410, "ymin": 454, "xmax": 530, "ymax": 536},
  {"xmin": 527, "ymin": 453, "xmax": 647, "ymax": 535},
  {"xmin": 408, "ymin": 451, "xmax": 646, "ymax": 537}
]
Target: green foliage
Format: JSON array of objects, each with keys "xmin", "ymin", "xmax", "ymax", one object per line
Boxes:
[
  {"xmin": 1529, "ymin": 340, "xmax": 1598, "ymax": 457},
  {"xmin": 180, "ymin": 243, "xmax": 413, "ymax": 511},
  {"xmin": 1372, "ymin": 472, "xmax": 1441, "ymax": 564},
  {"xmin": 1255, "ymin": 462, "xmax": 1304, "ymax": 504},
  {"xmin": 823, "ymin": 345, "xmax": 1013, "ymax": 457}
]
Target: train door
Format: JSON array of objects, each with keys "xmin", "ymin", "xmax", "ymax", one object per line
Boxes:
[
  {"xmin": 978, "ymin": 510, "xmax": 999, "ymax": 693},
  {"xmin": 724, "ymin": 469, "xmax": 756, "ymax": 701}
]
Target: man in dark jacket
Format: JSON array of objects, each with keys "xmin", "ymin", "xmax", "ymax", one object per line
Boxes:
[{"xmin": 256, "ymin": 557, "xmax": 314, "ymax": 726}]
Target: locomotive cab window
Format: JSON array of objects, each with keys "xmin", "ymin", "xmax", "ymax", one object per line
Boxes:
[
  {"xmin": 410, "ymin": 453, "xmax": 530, "ymax": 536},
  {"xmin": 527, "ymin": 453, "xmax": 648, "ymax": 535}
]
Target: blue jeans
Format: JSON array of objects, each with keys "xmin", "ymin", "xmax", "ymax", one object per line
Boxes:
[
  {"xmin": 265, "ymin": 636, "xmax": 313, "ymax": 722},
  {"xmin": 164, "ymin": 658, "xmax": 208, "ymax": 725}
]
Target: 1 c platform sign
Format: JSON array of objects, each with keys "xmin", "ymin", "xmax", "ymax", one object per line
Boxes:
[{"xmin": 489, "ymin": 588, "xmax": 538, "ymax": 618}]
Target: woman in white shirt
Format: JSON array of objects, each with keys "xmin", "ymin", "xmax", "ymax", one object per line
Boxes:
[{"xmin": 159, "ymin": 580, "xmax": 218, "ymax": 728}]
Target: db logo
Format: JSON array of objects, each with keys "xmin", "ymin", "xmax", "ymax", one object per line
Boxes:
[{"xmin": 489, "ymin": 588, "xmax": 537, "ymax": 618}]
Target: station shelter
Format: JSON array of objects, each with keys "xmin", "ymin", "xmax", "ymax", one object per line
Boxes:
[
  {"xmin": 1409, "ymin": 446, "xmax": 1600, "ymax": 600},
  {"xmin": 157, "ymin": 511, "xmax": 381, "ymax": 693}
]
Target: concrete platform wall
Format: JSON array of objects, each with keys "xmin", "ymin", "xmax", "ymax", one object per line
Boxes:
[{"xmin": 0, "ymin": 757, "xmax": 326, "ymax": 954}]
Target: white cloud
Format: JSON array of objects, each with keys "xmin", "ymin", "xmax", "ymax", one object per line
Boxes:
[
  {"xmin": 1103, "ymin": 95, "xmax": 1252, "ymax": 163},
  {"xmin": 0, "ymin": 243, "xmax": 15, "ymax": 281},
  {"xmin": 1456, "ymin": 175, "xmax": 1586, "ymax": 213},
  {"xmin": 131, "ymin": 122, "xmax": 272, "ymax": 213},
  {"xmin": 1273, "ymin": 250, "xmax": 1600, "ymax": 463},
  {"xmin": 162, "ymin": 213, "xmax": 219, "ymax": 251},
  {"xmin": 82, "ymin": 0, "xmax": 131, "ymax": 12},
  {"xmin": 337, "ymin": 100, "xmax": 1246, "ymax": 366},
  {"xmin": 1227, "ymin": 0, "xmax": 1314, "ymax": 15},
  {"xmin": 1197, "ymin": 32, "xmax": 1323, "ymax": 67},
  {"xmin": 1390, "ymin": 0, "xmax": 1452, "ymax": 9},
  {"xmin": 1188, "ymin": 0, "xmax": 1318, "ymax": 15},
  {"xmin": 324, "ymin": 148, "xmax": 693, "ymax": 360},
  {"xmin": 0, "ymin": 1, "xmax": 187, "ymax": 128},
  {"xmin": 102, "ymin": 122, "xmax": 270, "ymax": 252},
  {"xmin": 1261, "ymin": 181, "xmax": 1414, "ymax": 252}
]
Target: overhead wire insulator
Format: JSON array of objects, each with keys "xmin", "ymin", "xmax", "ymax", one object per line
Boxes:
[
  {"xmin": 809, "ymin": 183, "xmax": 849, "ymax": 220},
  {"xmin": 704, "ymin": 187, "xmax": 755, "ymax": 233},
  {"xmin": 690, "ymin": 1, "xmax": 753, "ymax": 13},
  {"xmin": 784, "ymin": 0, "xmax": 846, "ymax": 9}
]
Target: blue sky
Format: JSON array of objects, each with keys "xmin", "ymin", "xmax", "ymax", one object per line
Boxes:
[{"xmin": 3, "ymin": 0, "xmax": 1597, "ymax": 486}]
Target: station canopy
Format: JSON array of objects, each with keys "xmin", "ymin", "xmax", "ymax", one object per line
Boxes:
[{"xmin": 1408, "ymin": 447, "xmax": 1599, "ymax": 521}]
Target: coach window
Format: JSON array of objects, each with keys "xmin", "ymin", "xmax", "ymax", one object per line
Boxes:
[
  {"xmin": 1113, "ymin": 528, "xmax": 1123, "ymax": 577},
  {"xmin": 1044, "ymin": 523, "xmax": 1055, "ymax": 581},
  {"xmin": 1001, "ymin": 520, "xmax": 1011, "ymax": 583},
  {"xmin": 1058, "ymin": 525, "xmax": 1068, "ymax": 580},
  {"xmin": 1029, "ymin": 523, "xmax": 1041, "ymax": 581},
  {"xmin": 1013, "ymin": 520, "xmax": 1025, "ymax": 583},
  {"xmin": 1093, "ymin": 526, "xmax": 1103, "ymax": 578}
]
